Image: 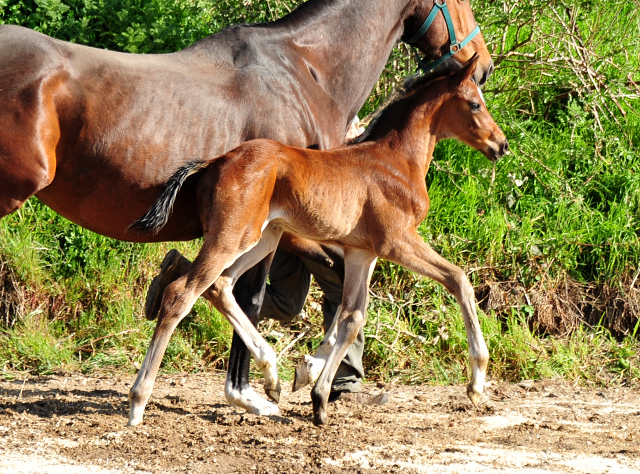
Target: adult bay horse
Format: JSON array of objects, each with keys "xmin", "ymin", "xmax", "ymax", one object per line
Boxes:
[
  {"xmin": 0, "ymin": 0, "xmax": 493, "ymax": 423},
  {"xmin": 132, "ymin": 55, "xmax": 508, "ymax": 426}
]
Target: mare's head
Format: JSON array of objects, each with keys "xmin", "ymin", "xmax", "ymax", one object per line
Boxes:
[
  {"xmin": 435, "ymin": 54, "xmax": 508, "ymax": 161},
  {"xmin": 403, "ymin": 0, "xmax": 494, "ymax": 86}
]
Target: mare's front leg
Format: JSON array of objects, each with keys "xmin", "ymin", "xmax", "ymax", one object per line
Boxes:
[
  {"xmin": 382, "ymin": 232, "xmax": 489, "ymax": 405},
  {"xmin": 310, "ymin": 249, "xmax": 377, "ymax": 425}
]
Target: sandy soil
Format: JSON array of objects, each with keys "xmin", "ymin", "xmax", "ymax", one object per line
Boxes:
[{"xmin": 0, "ymin": 373, "xmax": 638, "ymax": 473}]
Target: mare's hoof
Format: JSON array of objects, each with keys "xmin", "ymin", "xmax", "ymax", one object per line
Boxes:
[
  {"xmin": 292, "ymin": 361, "xmax": 311, "ymax": 392},
  {"xmin": 265, "ymin": 380, "xmax": 281, "ymax": 404},
  {"xmin": 466, "ymin": 383, "xmax": 483, "ymax": 406},
  {"xmin": 144, "ymin": 249, "xmax": 182, "ymax": 320}
]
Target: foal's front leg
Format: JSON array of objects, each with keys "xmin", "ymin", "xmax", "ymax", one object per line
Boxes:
[
  {"xmin": 292, "ymin": 314, "xmax": 340, "ymax": 392},
  {"xmin": 310, "ymin": 249, "xmax": 377, "ymax": 425},
  {"xmin": 383, "ymin": 232, "xmax": 489, "ymax": 405}
]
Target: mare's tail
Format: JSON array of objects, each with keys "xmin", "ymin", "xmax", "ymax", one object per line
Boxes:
[{"xmin": 129, "ymin": 160, "xmax": 208, "ymax": 234}]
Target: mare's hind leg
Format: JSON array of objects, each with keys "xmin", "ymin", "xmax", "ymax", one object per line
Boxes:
[
  {"xmin": 311, "ymin": 249, "xmax": 376, "ymax": 425},
  {"xmin": 0, "ymin": 72, "xmax": 61, "ymax": 219},
  {"xmin": 0, "ymin": 136, "xmax": 58, "ymax": 219},
  {"xmin": 381, "ymin": 232, "xmax": 489, "ymax": 405}
]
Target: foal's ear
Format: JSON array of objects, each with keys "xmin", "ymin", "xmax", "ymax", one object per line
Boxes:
[{"xmin": 449, "ymin": 53, "xmax": 480, "ymax": 87}]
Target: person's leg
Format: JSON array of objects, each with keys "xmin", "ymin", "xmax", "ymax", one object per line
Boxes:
[{"xmin": 259, "ymin": 248, "xmax": 311, "ymax": 322}]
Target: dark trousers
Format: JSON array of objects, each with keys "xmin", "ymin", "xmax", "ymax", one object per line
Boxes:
[{"xmin": 259, "ymin": 248, "xmax": 364, "ymax": 392}]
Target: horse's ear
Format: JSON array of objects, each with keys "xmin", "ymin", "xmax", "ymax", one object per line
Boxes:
[{"xmin": 449, "ymin": 53, "xmax": 479, "ymax": 87}]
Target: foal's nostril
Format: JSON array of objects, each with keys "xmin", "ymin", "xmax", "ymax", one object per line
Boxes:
[{"xmin": 503, "ymin": 140, "xmax": 509, "ymax": 154}]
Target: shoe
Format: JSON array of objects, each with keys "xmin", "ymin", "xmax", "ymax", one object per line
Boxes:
[
  {"xmin": 328, "ymin": 391, "xmax": 390, "ymax": 405},
  {"xmin": 144, "ymin": 249, "xmax": 183, "ymax": 320}
]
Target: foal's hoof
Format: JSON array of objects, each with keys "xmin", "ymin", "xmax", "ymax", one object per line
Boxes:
[
  {"xmin": 144, "ymin": 249, "xmax": 182, "ymax": 320},
  {"xmin": 265, "ymin": 379, "xmax": 281, "ymax": 404},
  {"xmin": 293, "ymin": 355, "xmax": 325, "ymax": 392},
  {"xmin": 128, "ymin": 393, "xmax": 145, "ymax": 427},
  {"xmin": 313, "ymin": 410, "xmax": 327, "ymax": 426},
  {"xmin": 311, "ymin": 396, "xmax": 327, "ymax": 426},
  {"xmin": 466, "ymin": 383, "xmax": 483, "ymax": 406}
]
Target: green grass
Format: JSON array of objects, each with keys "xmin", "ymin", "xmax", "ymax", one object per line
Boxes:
[{"xmin": 0, "ymin": 0, "xmax": 639, "ymax": 389}]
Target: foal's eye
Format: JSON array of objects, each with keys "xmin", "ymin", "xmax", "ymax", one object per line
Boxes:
[{"xmin": 470, "ymin": 102, "xmax": 482, "ymax": 112}]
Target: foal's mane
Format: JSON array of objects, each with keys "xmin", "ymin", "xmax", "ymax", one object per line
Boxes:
[{"xmin": 349, "ymin": 66, "xmax": 456, "ymax": 144}]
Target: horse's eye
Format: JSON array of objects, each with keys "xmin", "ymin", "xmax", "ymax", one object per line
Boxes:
[{"xmin": 470, "ymin": 102, "xmax": 481, "ymax": 111}]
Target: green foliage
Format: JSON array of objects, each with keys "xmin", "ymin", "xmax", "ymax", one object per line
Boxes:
[
  {"xmin": 0, "ymin": 0, "xmax": 639, "ymax": 388},
  {"xmin": 0, "ymin": 0, "xmax": 303, "ymax": 52}
]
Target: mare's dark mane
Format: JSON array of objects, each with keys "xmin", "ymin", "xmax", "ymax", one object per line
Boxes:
[
  {"xmin": 243, "ymin": 0, "xmax": 346, "ymax": 29},
  {"xmin": 349, "ymin": 66, "xmax": 456, "ymax": 144}
]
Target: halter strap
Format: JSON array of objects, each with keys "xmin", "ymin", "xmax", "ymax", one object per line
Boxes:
[{"xmin": 405, "ymin": 0, "xmax": 481, "ymax": 73}]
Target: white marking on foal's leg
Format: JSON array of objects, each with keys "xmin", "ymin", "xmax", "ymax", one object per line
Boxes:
[
  {"xmin": 224, "ymin": 374, "xmax": 281, "ymax": 416},
  {"xmin": 457, "ymin": 281, "xmax": 489, "ymax": 406},
  {"xmin": 292, "ymin": 306, "xmax": 340, "ymax": 392}
]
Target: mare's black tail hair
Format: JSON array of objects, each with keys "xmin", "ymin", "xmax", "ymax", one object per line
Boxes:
[{"xmin": 129, "ymin": 160, "xmax": 208, "ymax": 234}]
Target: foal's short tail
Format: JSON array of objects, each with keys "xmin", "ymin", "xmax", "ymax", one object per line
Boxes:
[{"xmin": 129, "ymin": 160, "xmax": 208, "ymax": 234}]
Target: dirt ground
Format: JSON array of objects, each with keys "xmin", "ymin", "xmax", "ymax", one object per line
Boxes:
[{"xmin": 0, "ymin": 373, "xmax": 638, "ymax": 474}]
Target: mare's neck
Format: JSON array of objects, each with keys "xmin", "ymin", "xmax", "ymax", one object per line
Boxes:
[{"xmin": 275, "ymin": 0, "xmax": 413, "ymax": 122}]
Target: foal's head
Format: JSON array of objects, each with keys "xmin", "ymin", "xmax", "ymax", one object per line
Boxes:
[{"xmin": 436, "ymin": 54, "xmax": 508, "ymax": 161}]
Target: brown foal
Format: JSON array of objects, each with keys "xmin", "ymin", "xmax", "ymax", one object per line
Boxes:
[{"xmin": 131, "ymin": 55, "xmax": 508, "ymax": 425}]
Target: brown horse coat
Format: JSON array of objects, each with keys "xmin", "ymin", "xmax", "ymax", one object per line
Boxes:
[{"xmin": 132, "ymin": 56, "xmax": 508, "ymax": 425}]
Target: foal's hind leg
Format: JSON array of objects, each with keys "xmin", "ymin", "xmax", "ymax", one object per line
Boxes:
[
  {"xmin": 144, "ymin": 249, "xmax": 280, "ymax": 415},
  {"xmin": 382, "ymin": 232, "xmax": 489, "ymax": 405},
  {"xmin": 207, "ymin": 225, "xmax": 284, "ymax": 408},
  {"xmin": 128, "ymin": 245, "xmax": 239, "ymax": 426},
  {"xmin": 128, "ymin": 226, "xmax": 277, "ymax": 426},
  {"xmin": 224, "ymin": 255, "xmax": 281, "ymax": 415}
]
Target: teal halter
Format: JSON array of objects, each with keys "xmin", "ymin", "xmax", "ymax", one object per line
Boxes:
[{"xmin": 405, "ymin": 0, "xmax": 481, "ymax": 73}]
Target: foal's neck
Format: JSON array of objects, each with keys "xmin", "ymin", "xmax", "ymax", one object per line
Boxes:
[{"xmin": 369, "ymin": 86, "xmax": 448, "ymax": 179}]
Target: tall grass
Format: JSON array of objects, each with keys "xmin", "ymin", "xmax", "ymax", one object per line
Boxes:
[{"xmin": 0, "ymin": 0, "xmax": 638, "ymax": 387}]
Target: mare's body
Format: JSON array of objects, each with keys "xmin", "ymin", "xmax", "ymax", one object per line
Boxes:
[
  {"xmin": 133, "ymin": 56, "xmax": 508, "ymax": 426},
  {"xmin": 0, "ymin": 0, "xmax": 493, "ymax": 419}
]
